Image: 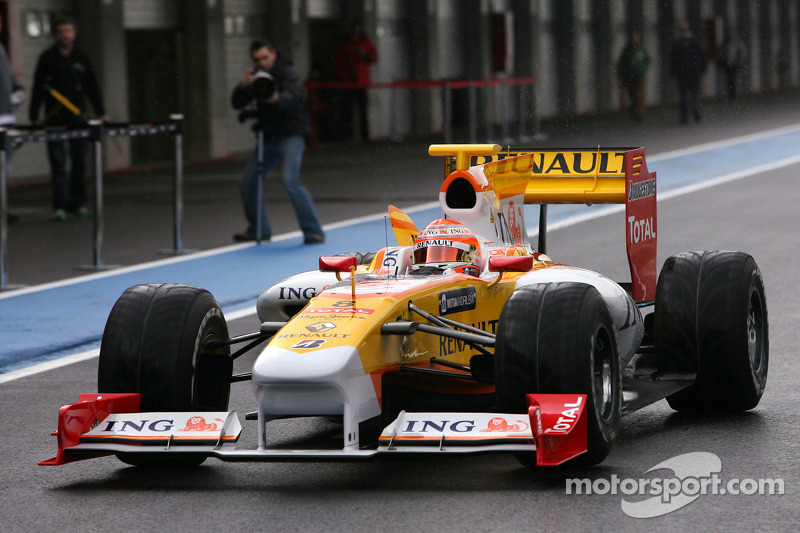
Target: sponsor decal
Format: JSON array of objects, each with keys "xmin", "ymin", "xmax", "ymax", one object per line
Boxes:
[
  {"xmin": 278, "ymin": 286, "xmax": 317, "ymax": 300},
  {"xmin": 100, "ymin": 418, "xmax": 178, "ymax": 433},
  {"xmin": 481, "ymin": 417, "xmax": 529, "ymax": 433},
  {"xmin": 438, "ymin": 287, "xmax": 477, "ymax": 315},
  {"xmin": 303, "ymin": 307, "xmax": 374, "ymax": 315},
  {"xmin": 382, "ymin": 248, "xmax": 400, "ymax": 268},
  {"xmin": 306, "ymin": 322, "xmax": 336, "ymax": 333},
  {"xmin": 179, "ymin": 416, "xmax": 223, "ymax": 432},
  {"xmin": 627, "ymin": 215, "xmax": 656, "ymax": 243},
  {"xmin": 439, "ymin": 319, "xmax": 497, "ymax": 356},
  {"xmin": 402, "ymin": 419, "xmax": 478, "ymax": 433},
  {"xmin": 542, "ymin": 396, "xmax": 583, "ymax": 434},
  {"xmin": 421, "ymin": 226, "xmax": 470, "ymax": 236},
  {"xmin": 291, "ymin": 339, "xmax": 326, "ymax": 349},
  {"xmin": 473, "ymin": 151, "xmax": 626, "ymax": 175},
  {"xmin": 507, "ymin": 200, "xmax": 522, "ymax": 244},
  {"xmin": 413, "ymin": 239, "xmax": 468, "ymax": 251},
  {"xmin": 379, "ymin": 412, "xmax": 534, "ymax": 442},
  {"xmin": 628, "ymin": 178, "xmax": 656, "ymax": 201},
  {"xmin": 302, "ymin": 313, "xmax": 367, "ymax": 321},
  {"xmin": 278, "ymin": 332, "xmax": 350, "ymax": 339}
]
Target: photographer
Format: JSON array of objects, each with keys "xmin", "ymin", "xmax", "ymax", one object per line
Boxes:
[{"xmin": 231, "ymin": 40, "xmax": 324, "ymax": 243}]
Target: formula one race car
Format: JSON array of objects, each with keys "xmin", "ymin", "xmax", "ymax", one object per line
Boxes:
[{"xmin": 41, "ymin": 144, "xmax": 768, "ymax": 469}]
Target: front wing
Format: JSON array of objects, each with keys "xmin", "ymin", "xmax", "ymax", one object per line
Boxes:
[{"xmin": 41, "ymin": 393, "xmax": 588, "ymax": 467}]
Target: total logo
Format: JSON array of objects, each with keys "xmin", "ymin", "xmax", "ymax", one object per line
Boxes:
[{"xmin": 628, "ymin": 215, "xmax": 656, "ymax": 244}]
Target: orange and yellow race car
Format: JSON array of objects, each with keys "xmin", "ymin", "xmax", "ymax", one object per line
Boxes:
[{"xmin": 41, "ymin": 144, "xmax": 768, "ymax": 469}]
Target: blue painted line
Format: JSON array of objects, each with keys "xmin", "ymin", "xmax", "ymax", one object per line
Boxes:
[{"xmin": 3, "ymin": 127, "xmax": 800, "ymax": 373}]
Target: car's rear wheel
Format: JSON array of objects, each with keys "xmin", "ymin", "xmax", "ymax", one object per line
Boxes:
[
  {"xmin": 98, "ymin": 283, "xmax": 232, "ymax": 467},
  {"xmin": 655, "ymin": 251, "xmax": 768, "ymax": 412},
  {"xmin": 495, "ymin": 283, "xmax": 621, "ymax": 467}
]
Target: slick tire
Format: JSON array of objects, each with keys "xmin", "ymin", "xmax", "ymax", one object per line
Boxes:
[
  {"xmin": 655, "ymin": 251, "xmax": 768, "ymax": 412},
  {"xmin": 98, "ymin": 283, "xmax": 232, "ymax": 467},
  {"xmin": 495, "ymin": 283, "xmax": 621, "ymax": 467}
]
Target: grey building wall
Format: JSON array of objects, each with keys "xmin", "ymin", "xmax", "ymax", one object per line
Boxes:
[{"xmin": 4, "ymin": 0, "xmax": 800, "ymax": 182}]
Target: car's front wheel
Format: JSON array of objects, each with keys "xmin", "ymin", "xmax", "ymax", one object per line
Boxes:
[
  {"xmin": 495, "ymin": 282, "xmax": 621, "ymax": 467},
  {"xmin": 98, "ymin": 283, "xmax": 232, "ymax": 467}
]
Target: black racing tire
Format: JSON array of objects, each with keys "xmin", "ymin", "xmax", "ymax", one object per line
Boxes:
[
  {"xmin": 655, "ymin": 251, "xmax": 768, "ymax": 412},
  {"xmin": 495, "ymin": 283, "xmax": 621, "ymax": 467},
  {"xmin": 98, "ymin": 283, "xmax": 232, "ymax": 467}
]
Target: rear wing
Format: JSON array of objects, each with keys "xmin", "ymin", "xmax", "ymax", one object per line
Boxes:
[{"xmin": 430, "ymin": 145, "xmax": 657, "ymax": 301}]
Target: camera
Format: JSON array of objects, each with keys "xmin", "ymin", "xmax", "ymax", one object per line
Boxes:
[{"xmin": 251, "ymin": 69, "xmax": 276, "ymax": 100}]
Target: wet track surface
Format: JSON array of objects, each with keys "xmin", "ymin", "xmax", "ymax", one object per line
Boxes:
[{"xmin": 2, "ymin": 93, "xmax": 799, "ymax": 531}]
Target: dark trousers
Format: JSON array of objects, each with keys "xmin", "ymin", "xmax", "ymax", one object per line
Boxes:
[
  {"xmin": 48, "ymin": 138, "xmax": 87, "ymax": 211},
  {"xmin": 624, "ymin": 80, "xmax": 645, "ymax": 119},
  {"xmin": 677, "ymin": 82, "xmax": 702, "ymax": 124},
  {"xmin": 341, "ymin": 88, "xmax": 369, "ymax": 143}
]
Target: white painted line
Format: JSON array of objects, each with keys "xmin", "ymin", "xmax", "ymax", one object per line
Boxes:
[
  {"xmin": 646, "ymin": 122, "xmax": 800, "ymax": 162},
  {"xmin": 0, "ymin": 348, "xmax": 100, "ymax": 384}
]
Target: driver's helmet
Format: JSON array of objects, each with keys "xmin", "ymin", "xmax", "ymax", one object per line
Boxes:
[{"xmin": 412, "ymin": 219, "xmax": 482, "ymax": 273}]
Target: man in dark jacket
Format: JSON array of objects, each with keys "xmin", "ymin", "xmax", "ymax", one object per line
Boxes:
[
  {"xmin": 231, "ymin": 40, "xmax": 324, "ymax": 243},
  {"xmin": 617, "ymin": 30, "xmax": 651, "ymax": 121},
  {"xmin": 670, "ymin": 21, "xmax": 707, "ymax": 124},
  {"xmin": 29, "ymin": 16, "xmax": 106, "ymax": 221}
]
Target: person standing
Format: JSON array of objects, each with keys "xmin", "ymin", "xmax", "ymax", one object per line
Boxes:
[
  {"xmin": 29, "ymin": 16, "xmax": 107, "ymax": 221},
  {"xmin": 670, "ymin": 21, "xmax": 707, "ymax": 125},
  {"xmin": 335, "ymin": 21, "xmax": 378, "ymax": 144},
  {"xmin": 617, "ymin": 30, "xmax": 651, "ymax": 121},
  {"xmin": 717, "ymin": 31, "xmax": 746, "ymax": 99},
  {"xmin": 0, "ymin": 13, "xmax": 24, "ymax": 224},
  {"xmin": 231, "ymin": 40, "xmax": 324, "ymax": 244}
]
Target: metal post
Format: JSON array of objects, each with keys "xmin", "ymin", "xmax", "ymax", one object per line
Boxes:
[
  {"xmin": 468, "ymin": 81, "xmax": 477, "ymax": 144},
  {"xmin": 256, "ymin": 129, "xmax": 265, "ymax": 244},
  {"xmin": 518, "ymin": 82, "xmax": 528, "ymax": 142},
  {"xmin": 532, "ymin": 80, "xmax": 546, "ymax": 141},
  {"xmin": 76, "ymin": 120, "xmax": 116, "ymax": 271},
  {"xmin": 0, "ymin": 128, "xmax": 8, "ymax": 287},
  {"xmin": 91, "ymin": 120, "xmax": 105, "ymax": 268},
  {"xmin": 171, "ymin": 114, "xmax": 184, "ymax": 252},
  {"xmin": 501, "ymin": 82, "xmax": 509, "ymax": 145},
  {"xmin": 538, "ymin": 204, "xmax": 548, "ymax": 254},
  {"xmin": 443, "ymin": 81, "xmax": 452, "ymax": 143},
  {"xmin": 485, "ymin": 80, "xmax": 493, "ymax": 142}
]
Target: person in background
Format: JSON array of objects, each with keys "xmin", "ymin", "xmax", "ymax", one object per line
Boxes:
[
  {"xmin": 670, "ymin": 21, "xmax": 707, "ymax": 125},
  {"xmin": 335, "ymin": 21, "xmax": 378, "ymax": 144},
  {"xmin": 717, "ymin": 30, "xmax": 746, "ymax": 99},
  {"xmin": 29, "ymin": 16, "xmax": 107, "ymax": 221},
  {"xmin": 231, "ymin": 40, "xmax": 325, "ymax": 244},
  {"xmin": 617, "ymin": 30, "xmax": 651, "ymax": 121},
  {"xmin": 0, "ymin": 13, "xmax": 24, "ymax": 224}
]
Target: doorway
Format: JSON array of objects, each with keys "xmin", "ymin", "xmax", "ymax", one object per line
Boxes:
[{"xmin": 125, "ymin": 30, "xmax": 183, "ymax": 164}]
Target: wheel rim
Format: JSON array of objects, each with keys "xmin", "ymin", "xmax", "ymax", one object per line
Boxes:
[
  {"xmin": 747, "ymin": 286, "xmax": 766, "ymax": 379},
  {"xmin": 593, "ymin": 325, "xmax": 616, "ymax": 422}
]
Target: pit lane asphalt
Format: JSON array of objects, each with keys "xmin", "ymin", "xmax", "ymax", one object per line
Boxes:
[{"xmin": 2, "ymin": 93, "xmax": 799, "ymax": 531}]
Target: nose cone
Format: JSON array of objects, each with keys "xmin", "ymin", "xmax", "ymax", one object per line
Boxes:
[{"xmin": 252, "ymin": 345, "xmax": 381, "ymax": 421}]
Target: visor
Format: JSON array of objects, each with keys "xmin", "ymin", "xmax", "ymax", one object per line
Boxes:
[{"xmin": 413, "ymin": 240, "xmax": 474, "ymax": 264}]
